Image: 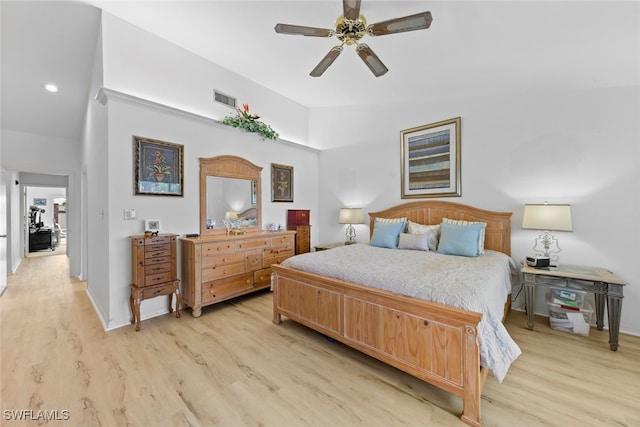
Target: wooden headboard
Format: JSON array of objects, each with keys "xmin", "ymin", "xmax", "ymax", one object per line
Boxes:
[
  {"xmin": 238, "ymin": 207, "xmax": 257, "ymax": 220},
  {"xmin": 368, "ymin": 200, "xmax": 512, "ymax": 256}
]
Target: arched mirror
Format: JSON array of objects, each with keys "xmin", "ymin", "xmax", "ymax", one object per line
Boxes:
[{"xmin": 199, "ymin": 155, "xmax": 262, "ymax": 236}]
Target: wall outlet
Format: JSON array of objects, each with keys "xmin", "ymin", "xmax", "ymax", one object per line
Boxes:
[{"xmin": 124, "ymin": 209, "xmax": 137, "ymax": 220}]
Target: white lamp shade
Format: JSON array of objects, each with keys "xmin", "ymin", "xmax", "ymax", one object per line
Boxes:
[
  {"xmin": 522, "ymin": 204, "xmax": 572, "ymax": 231},
  {"xmin": 338, "ymin": 208, "xmax": 364, "ymax": 224}
]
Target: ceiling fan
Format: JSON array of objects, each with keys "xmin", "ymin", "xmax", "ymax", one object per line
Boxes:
[{"xmin": 274, "ymin": 0, "xmax": 432, "ymax": 77}]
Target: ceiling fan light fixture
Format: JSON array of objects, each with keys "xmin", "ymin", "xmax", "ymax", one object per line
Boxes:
[{"xmin": 274, "ymin": 1, "xmax": 431, "ymax": 77}]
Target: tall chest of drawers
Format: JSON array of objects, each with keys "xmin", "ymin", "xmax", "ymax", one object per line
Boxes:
[
  {"xmin": 180, "ymin": 231, "xmax": 295, "ymax": 317},
  {"xmin": 129, "ymin": 234, "xmax": 181, "ymax": 331}
]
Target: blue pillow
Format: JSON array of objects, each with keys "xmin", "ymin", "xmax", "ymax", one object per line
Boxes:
[
  {"xmin": 437, "ymin": 222, "xmax": 485, "ymax": 257},
  {"xmin": 369, "ymin": 221, "xmax": 405, "ymax": 249}
]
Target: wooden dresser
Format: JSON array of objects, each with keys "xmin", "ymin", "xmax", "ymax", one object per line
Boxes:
[
  {"xmin": 130, "ymin": 234, "xmax": 181, "ymax": 331},
  {"xmin": 287, "ymin": 209, "xmax": 310, "ymax": 255},
  {"xmin": 180, "ymin": 230, "xmax": 295, "ymax": 317}
]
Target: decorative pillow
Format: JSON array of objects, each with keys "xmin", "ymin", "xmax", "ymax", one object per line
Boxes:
[
  {"xmin": 406, "ymin": 221, "xmax": 440, "ymax": 251},
  {"xmin": 370, "ymin": 221, "xmax": 405, "ymax": 249},
  {"xmin": 442, "ymin": 217, "xmax": 487, "ymax": 255},
  {"xmin": 375, "ymin": 217, "xmax": 407, "ymax": 226},
  {"xmin": 437, "ymin": 222, "xmax": 486, "ymax": 257},
  {"xmin": 398, "ymin": 233, "xmax": 430, "ymax": 251}
]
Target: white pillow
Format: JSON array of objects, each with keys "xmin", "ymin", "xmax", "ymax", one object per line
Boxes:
[
  {"xmin": 441, "ymin": 217, "xmax": 487, "ymax": 255},
  {"xmin": 407, "ymin": 221, "xmax": 440, "ymax": 251},
  {"xmin": 398, "ymin": 233, "xmax": 430, "ymax": 251}
]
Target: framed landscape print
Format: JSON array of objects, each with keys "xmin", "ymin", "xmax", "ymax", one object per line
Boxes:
[
  {"xmin": 400, "ymin": 117, "xmax": 461, "ymax": 198},
  {"xmin": 134, "ymin": 136, "xmax": 184, "ymax": 196},
  {"xmin": 271, "ymin": 163, "xmax": 293, "ymax": 202}
]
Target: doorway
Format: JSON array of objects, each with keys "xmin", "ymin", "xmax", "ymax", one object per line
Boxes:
[{"xmin": 25, "ymin": 186, "xmax": 67, "ymax": 258}]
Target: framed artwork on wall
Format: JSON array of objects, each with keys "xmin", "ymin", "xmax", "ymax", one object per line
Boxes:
[
  {"xmin": 33, "ymin": 198, "xmax": 47, "ymax": 206},
  {"xmin": 134, "ymin": 136, "xmax": 184, "ymax": 196},
  {"xmin": 400, "ymin": 117, "xmax": 461, "ymax": 198},
  {"xmin": 271, "ymin": 163, "xmax": 293, "ymax": 202}
]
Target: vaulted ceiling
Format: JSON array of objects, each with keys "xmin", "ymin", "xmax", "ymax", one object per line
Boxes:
[{"xmin": 2, "ymin": 1, "xmax": 638, "ymax": 142}]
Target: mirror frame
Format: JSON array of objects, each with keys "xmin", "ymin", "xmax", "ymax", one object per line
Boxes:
[{"xmin": 200, "ymin": 155, "xmax": 262, "ymax": 236}]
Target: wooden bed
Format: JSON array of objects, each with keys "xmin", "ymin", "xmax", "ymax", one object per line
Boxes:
[{"xmin": 271, "ymin": 201, "xmax": 512, "ymax": 427}]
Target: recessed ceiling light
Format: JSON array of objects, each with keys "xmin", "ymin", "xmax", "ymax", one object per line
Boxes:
[{"xmin": 41, "ymin": 83, "xmax": 59, "ymax": 93}]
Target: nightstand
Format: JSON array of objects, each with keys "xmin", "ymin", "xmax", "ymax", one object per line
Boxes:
[
  {"xmin": 522, "ymin": 263, "xmax": 626, "ymax": 350},
  {"xmin": 314, "ymin": 242, "xmax": 348, "ymax": 251}
]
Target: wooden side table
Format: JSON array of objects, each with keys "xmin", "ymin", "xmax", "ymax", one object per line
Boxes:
[
  {"xmin": 522, "ymin": 263, "xmax": 627, "ymax": 350},
  {"xmin": 314, "ymin": 242, "xmax": 348, "ymax": 251}
]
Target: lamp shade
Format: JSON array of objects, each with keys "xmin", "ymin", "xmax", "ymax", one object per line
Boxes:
[
  {"xmin": 338, "ymin": 208, "xmax": 364, "ymax": 224},
  {"xmin": 522, "ymin": 204, "xmax": 572, "ymax": 231}
]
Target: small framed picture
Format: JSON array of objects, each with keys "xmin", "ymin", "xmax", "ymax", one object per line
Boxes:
[
  {"xmin": 144, "ymin": 219, "xmax": 161, "ymax": 232},
  {"xmin": 33, "ymin": 198, "xmax": 47, "ymax": 206}
]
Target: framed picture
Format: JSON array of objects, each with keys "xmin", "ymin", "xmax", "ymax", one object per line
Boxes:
[
  {"xmin": 400, "ymin": 117, "xmax": 461, "ymax": 198},
  {"xmin": 134, "ymin": 136, "xmax": 184, "ymax": 196},
  {"xmin": 271, "ymin": 163, "xmax": 293, "ymax": 202},
  {"xmin": 144, "ymin": 219, "xmax": 161, "ymax": 232},
  {"xmin": 33, "ymin": 198, "xmax": 47, "ymax": 206}
]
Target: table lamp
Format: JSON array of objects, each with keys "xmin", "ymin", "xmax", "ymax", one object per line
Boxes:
[
  {"xmin": 338, "ymin": 208, "xmax": 364, "ymax": 244},
  {"xmin": 522, "ymin": 203, "xmax": 572, "ymax": 265}
]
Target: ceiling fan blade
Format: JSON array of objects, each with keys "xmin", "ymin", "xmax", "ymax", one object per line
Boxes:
[
  {"xmin": 367, "ymin": 11, "xmax": 433, "ymax": 36},
  {"xmin": 356, "ymin": 44, "xmax": 388, "ymax": 77},
  {"xmin": 343, "ymin": 0, "xmax": 361, "ymax": 20},
  {"xmin": 310, "ymin": 46, "xmax": 343, "ymax": 77},
  {"xmin": 274, "ymin": 23, "xmax": 333, "ymax": 37}
]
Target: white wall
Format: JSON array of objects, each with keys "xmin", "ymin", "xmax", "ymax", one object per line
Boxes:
[
  {"xmin": 92, "ymin": 13, "xmax": 319, "ymax": 329},
  {"xmin": 100, "ymin": 12, "xmax": 309, "ymax": 146},
  {"xmin": 97, "ymin": 91, "xmax": 318, "ymax": 330},
  {"xmin": 314, "ymin": 85, "xmax": 640, "ymax": 335}
]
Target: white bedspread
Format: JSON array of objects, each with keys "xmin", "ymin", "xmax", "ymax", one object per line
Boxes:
[{"xmin": 281, "ymin": 244, "xmax": 521, "ymax": 382}]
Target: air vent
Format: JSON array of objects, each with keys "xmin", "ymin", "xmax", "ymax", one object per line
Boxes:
[{"xmin": 214, "ymin": 90, "xmax": 236, "ymax": 109}]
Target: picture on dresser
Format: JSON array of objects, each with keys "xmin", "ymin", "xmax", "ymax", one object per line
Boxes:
[
  {"xmin": 271, "ymin": 163, "xmax": 293, "ymax": 202},
  {"xmin": 134, "ymin": 135, "xmax": 184, "ymax": 196},
  {"xmin": 144, "ymin": 219, "xmax": 161, "ymax": 232}
]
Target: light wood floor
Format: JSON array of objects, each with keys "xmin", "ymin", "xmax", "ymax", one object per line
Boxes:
[{"xmin": 1, "ymin": 254, "xmax": 639, "ymax": 427}]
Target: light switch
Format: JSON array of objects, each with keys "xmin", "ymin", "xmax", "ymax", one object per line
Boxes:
[{"xmin": 124, "ymin": 209, "xmax": 137, "ymax": 220}]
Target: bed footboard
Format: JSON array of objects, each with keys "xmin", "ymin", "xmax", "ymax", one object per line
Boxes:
[{"xmin": 272, "ymin": 264, "xmax": 485, "ymax": 427}]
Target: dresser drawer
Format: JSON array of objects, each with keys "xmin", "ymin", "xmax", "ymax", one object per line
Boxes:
[
  {"xmin": 144, "ymin": 256, "xmax": 171, "ymax": 267},
  {"xmin": 202, "ymin": 241, "xmax": 235, "ymax": 256},
  {"xmin": 271, "ymin": 234, "xmax": 294, "ymax": 247},
  {"xmin": 144, "ymin": 236, "xmax": 172, "ymax": 245},
  {"xmin": 245, "ymin": 249, "xmax": 262, "ymax": 272},
  {"xmin": 202, "ymin": 252, "xmax": 245, "ymax": 269},
  {"xmin": 145, "ymin": 271, "xmax": 173, "ymax": 287},
  {"xmin": 145, "ymin": 242, "xmax": 170, "ymax": 253},
  {"xmin": 201, "ymin": 273, "xmax": 255, "ymax": 303},
  {"xmin": 145, "ymin": 248, "xmax": 171, "ymax": 259},
  {"xmin": 254, "ymin": 268, "xmax": 273, "ymax": 285},
  {"xmin": 235, "ymin": 238, "xmax": 270, "ymax": 251},
  {"xmin": 263, "ymin": 253, "xmax": 292, "ymax": 268},
  {"xmin": 141, "ymin": 281, "xmax": 177, "ymax": 299},
  {"xmin": 264, "ymin": 246, "xmax": 294, "ymax": 259},
  {"xmin": 145, "ymin": 263, "xmax": 172, "ymax": 276},
  {"xmin": 202, "ymin": 261, "xmax": 245, "ymax": 282}
]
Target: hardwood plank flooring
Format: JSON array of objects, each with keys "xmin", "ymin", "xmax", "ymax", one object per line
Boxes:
[{"xmin": 1, "ymin": 254, "xmax": 639, "ymax": 426}]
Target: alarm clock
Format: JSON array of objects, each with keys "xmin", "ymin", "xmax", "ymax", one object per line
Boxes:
[{"xmin": 526, "ymin": 255, "xmax": 550, "ymax": 268}]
